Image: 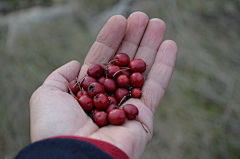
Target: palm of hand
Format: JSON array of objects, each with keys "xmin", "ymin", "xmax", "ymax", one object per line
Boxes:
[{"xmin": 30, "ymin": 12, "xmax": 177, "ymax": 159}]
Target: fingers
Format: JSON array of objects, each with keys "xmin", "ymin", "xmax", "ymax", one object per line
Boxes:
[
  {"xmin": 43, "ymin": 60, "xmax": 81, "ymax": 92},
  {"xmin": 141, "ymin": 40, "xmax": 178, "ymax": 113},
  {"xmin": 117, "ymin": 12, "xmax": 149, "ymax": 60},
  {"xmin": 135, "ymin": 18, "xmax": 166, "ymax": 78},
  {"xmin": 120, "ymin": 41, "xmax": 177, "ymax": 143},
  {"xmin": 78, "ymin": 15, "xmax": 127, "ymax": 78}
]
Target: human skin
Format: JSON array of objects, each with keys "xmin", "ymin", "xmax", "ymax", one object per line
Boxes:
[{"xmin": 30, "ymin": 11, "xmax": 178, "ymax": 159}]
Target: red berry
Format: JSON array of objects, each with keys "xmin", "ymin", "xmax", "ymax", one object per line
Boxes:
[
  {"xmin": 108, "ymin": 109, "xmax": 126, "ymax": 125},
  {"xmin": 103, "ymin": 78, "xmax": 117, "ymax": 92},
  {"xmin": 103, "ymin": 64, "xmax": 121, "ymax": 78},
  {"xmin": 114, "ymin": 88, "xmax": 129, "ymax": 102},
  {"xmin": 87, "ymin": 82, "xmax": 105, "ymax": 97},
  {"xmin": 121, "ymin": 69, "xmax": 131, "ymax": 77},
  {"xmin": 68, "ymin": 80, "xmax": 80, "ymax": 94},
  {"xmin": 113, "ymin": 53, "xmax": 130, "ymax": 67},
  {"xmin": 123, "ymin": 104, "xmax": 139, "ymax": 120},
  {"xmin": 93, "ymin": 93, "xmax": 110, "ymax": 110},
  {"xmin": 76, "ymin": 90, "xmax": 88, "ymax": 99},
  {"xmin": 131, "ymin": 88, "xmax": 142, "ymax": 98},
  {"xmin": 90, "ymin": 109, "xmax": 101, "ymax": 122},
  {"xmin": 78, "ymin": 95, "xmax": 94, "ymax": 112},
  {"xmin": 98, "ymin": 76, "xmax": 106, "ymax": 85},
  {"xmin": 66, "ymin": 58, "xmax": 147, "ymax": 128},
  {"xmin": 94, "ymin": 111, "xmax": 108, "ymax": 127},
  {"xmin": 129, "ymin": 59, "xmax": 146, "ymax": 73},
  {"xmin": 117, "ymin": 75, "xmax": 129, "ymax": 87},
  {"xmin": 87, "ymin": 64, "xmax": 103, "ymax": 78},
  {"xmin": 108, "ymin": 96, "xmax": 118, "ymax": 105},
  {"xmin": 130, "ymin": 72, "xmax": 144, "ymax": 88},
  {"xmin": 106, "ymin": 104, "xmax": 118, "ymax": 114},
  {"xmin": 81, "ymin": 76, "xmax": 97, "ymax": 90}
]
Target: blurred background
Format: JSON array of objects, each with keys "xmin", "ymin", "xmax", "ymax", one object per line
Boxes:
[{"xmin": 0, "ymin": 0, "xmax": 240, "ymax": 158}]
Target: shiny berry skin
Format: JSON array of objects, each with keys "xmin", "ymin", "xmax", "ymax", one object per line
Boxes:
[
  {"xmin": 81, "ymin": 76, "xmax": 97, "ymax": 90},
  {"xmin": 129, "ymin": 59, "xmax": 146, "ymax": 73},
  {"xmin": 69, "ymin": 80, "xmax": 80, "ymax": 94},
  {"xmin": 106, "ymin": 104, "xmax": 118, "ymax": 114},
  {"xmin": 117, "ymin": 75, "xmax": 129, "ymax": 87},
  {"xmin": 103, "ymin": 64, "xmax": 121, "ymax": 78},
  {"xmin": 130, "ymin": 72, "xmax": 144, "ymax": 88},
  {"xmin": 103, "ymin": 78, "xmax": 117, "ymax": 92},
  {"xmin": 76, "ymin": 90, "xmax": 88, "ymax": 99},
  {"xmin": 90, "ymin": 109, "xmax": 101, "ymax": 122},
  {"xmin": 87, "ymin": 64, "xmax": 103, "ymax": 78},
  {"xmin": 131, "ymin": 88, "xmax": 142, "ymax": 98},
  {"xmin": 66, "ymin": 58, "xmax": 148, "ymax": 128},
  {"xmin": 87, "ymin": 82, "xmax": 105, "ymax": 97},
  {"xmin": 93, "ymin": 93, "xmax": 110, "ymax": 110},
  {"xmin": 114, "ymin": 88, "xmax": 129, "ymax": 102},
  {"xmin": 123, "ymin": 104, "xmax": 139, "ymax": 120},
  {"xmin": 94, "ymin": 111, "xmax": 108, "ymax": 127},
  {"xmin": 113, "ymin": 53, "xmax": 130, "ymax": 67},
  {"xmin": 121, "ymin": 69, "xmax": 131, "ymax": 77},
  {"xmin": 78, "ymin": 95, "xmax": 94, "ymax": 112},
  {"xmin": 98, "ymin": 76, "xmax": 106, "ymax": 85},
  {"xmin": 108, "ymin": 96, "xmax": 118, "ymax": 105},
  {"xmin": 108, "ymin": 109, "xmax": 126, "ymax": 125}
]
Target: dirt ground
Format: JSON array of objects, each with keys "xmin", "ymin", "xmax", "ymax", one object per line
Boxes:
[{"xmin": 0, "ymin": 0, "xmax": 240, "ymax": 158}]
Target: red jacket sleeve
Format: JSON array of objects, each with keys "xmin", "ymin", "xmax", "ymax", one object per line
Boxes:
[{"xmin": 15, "ymin": 136, "xmax": 129, "ymax": 159}]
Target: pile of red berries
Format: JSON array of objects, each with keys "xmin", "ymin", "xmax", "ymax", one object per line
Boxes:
[{"xmin": 66, "ymin": 53, "xmax": 147, "ymax": 131}]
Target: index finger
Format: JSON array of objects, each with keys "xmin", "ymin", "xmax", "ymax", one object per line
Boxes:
[{"xmin": 78, "ymin": 15, "xmax": 127, "ymax": 79}]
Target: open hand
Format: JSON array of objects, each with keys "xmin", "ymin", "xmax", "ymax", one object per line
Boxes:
[{"xmin": 30, "ymin": 11, "xmax": 177, "ymax": 159}]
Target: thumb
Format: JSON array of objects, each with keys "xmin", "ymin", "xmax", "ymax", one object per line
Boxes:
[{"xmin": 43, "ymin": 60, "xmax": 81, "ymax": 92}]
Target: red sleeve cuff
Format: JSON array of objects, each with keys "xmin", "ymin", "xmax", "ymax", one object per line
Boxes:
[{"xmin": 51, "ymin": 136, "xmax": 129, "ymax": 159}]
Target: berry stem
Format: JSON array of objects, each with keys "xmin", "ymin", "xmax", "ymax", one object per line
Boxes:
[
  {"xmin": 112, "ymin": 68, "xmax": 130, "ymax": 77},
  {"xmin": 118, "ymin": 96, "xmax": 127, "ymax": 108},
  {"xmin": 76, "ymin": 78, "xmax": 81, "ymax": 88},
  {"xmin": 119, "ymin": 67, "xmax": 130, "ymax": 69},
  {"xmin": 74, "ymin": 75, "xmax": 87, "ymax": 88},
  {"xmin": 135, "ymin": 117, "xmax": 148, "ymax": 133},
  {"xmin": 102, "ymin": 62, "xmax": 113, "ymax": 66},
  {"xmin": 108, "ymin": 59, "xmax": 118, "ymax": 64},
  {"xmin": 104, "ymin": 64, "xmax": 110, "ymax": 79},
  {"xmin": 64, "ymin": 81, "xmax": 78, "ymax": 100}
]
